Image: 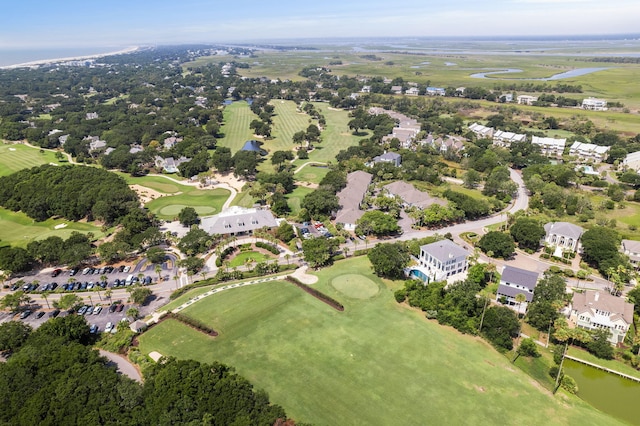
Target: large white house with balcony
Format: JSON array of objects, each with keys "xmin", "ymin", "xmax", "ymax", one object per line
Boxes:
[
  {"xmin": 417, "ymin": 239, "xmax": 470, "ymax": 283},
  {"xmin": 543, "ymin": 222, "xmax": 584, "ymax": 255},
  {"xmin": 582, "ymin": 97, "xmax": 608, "ymax": 111},
  {"xmin": 532, "ymin": 136, "xmax": 566, "ymax": 158},
  {"xmin": 492, "ymin": 130, "xmax": 526, "ymax": 148},
  {"xmin": 496, "ymin": 266, "xmax": 539, "ymax": 314},
  {"xmin": 569, "ymin": 142, "xmax": 610, "ymax": 163},
  {"xmin": 569, "ymin": 290, "xmax": 633, "ymax": 345}
]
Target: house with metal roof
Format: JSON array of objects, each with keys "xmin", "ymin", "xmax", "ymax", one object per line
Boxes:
[
  {"xmin": 621, "ymin": 239, "xmax": 640, "ymax": 269},
  {"xmin": 200, "ymin": 206, "xmax": 278, "ymax": 236},
  {"xmin": 543, "ymin": 221, "xmax": 584, "ymax": 254},
  {"xmin": 372, "ymin": 152, "xmax": 401, "ymax": 167},
  {"xmin": 569, "ymin": 290, "xmax": 633, "ymax": 345},
  {"xmin": 496, "ymin": 266, "xmax": 539, "ymax": 314},
  {"xmin": 417, "ymin": 239, "xmax": 470, "ymax": 283}
]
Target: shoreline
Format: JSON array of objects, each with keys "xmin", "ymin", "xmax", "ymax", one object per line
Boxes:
[{"xmin": 0, "ymin": 46, "xmax": 141, "ymax": 70}]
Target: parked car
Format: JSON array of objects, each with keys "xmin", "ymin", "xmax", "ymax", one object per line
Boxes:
[
  {"xmin": 85, "ymin": 306, "xmax": 94, "ymax": 315},
  {"xmin": 10, "ymin": 284, "xmax": 18, "ymax": 291},
  {"xmin": 69, "ymin": 267, "xmax": 79, "ymax": 276},
  {"xmin": 93, "ymin": 306, "xmax": 102, "ymax": 315},
  {"xmin": 49, "ymin": 283, "xmax": 58, "ymax": 290},
  {"xmin": 89, "ymin": 324, "xmax": 98, "ymax": 334},
  {"xmin": 51, "ymin": 268, "xmax": 62, "ymax": 277},
  {"xmin": 108, "ymin": 304, "xmax": 118, "ymax": 313},
  {"xmin": 77, "ymin": 306, "xmax": 88, "ymax": 315},
  {"xmin": 82, "ymin": 267, "xmax": 91, "ymax": 275},
  {"xmin": 143, "ymin": 276, "xmax": 152, "ymax": 285},
  {"xmin": 123, "ymin": 265, "xmax": 131, "ymax": 273},
  {"xmin": 41, "ymin": 283, "xmax": 50, "ymax": 291},
  {"xmin": 105, "ymin": 322, "xmax": 114, "ymax": 333},
  {"xmin": 20, "ymin": 310, "xmax": 32, "ymax": 319},
  {"xmin": 118, "ymin": 265, "xmax": 126, "ymax": 273},
  {"xmin": 116, "ymin": 304, "xmax": 125, "ymax": 312},
  {"xmin": 50, "ymin": 309, "xmax": 60, "ymax": 318},
  {"xmin": 36, "ymin": 311, "xmax": 45, "ymax": 319}
]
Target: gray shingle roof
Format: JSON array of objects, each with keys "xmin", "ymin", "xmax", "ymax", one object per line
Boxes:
[
  {"xmin": 572, "ymin": 291, "xmax": 634, "ymax": 325},
  {"xmin": 544, "ymin": 222, "xmax": 584, "ymax": 240},
  {"xmin": 497, "ymin": 285, "xmax": 534, "ymax": 303},
  {"xmin": 335, "ymin": 171, "xmax": 372, "ymax": 225},
  {"xmin": 200, "ymin": 206, "xmax": 277, "ymax": 235},
  {"xmin": 420, "ymin": 239, "xmax": 469, "ymax": 263},
  {"xmin": 622, "ymin": 239, "xmax": 640, "ymax": 254},
  {"xmin": 500, "ymin": 266, "xmax": 539, "ymax": 291}
]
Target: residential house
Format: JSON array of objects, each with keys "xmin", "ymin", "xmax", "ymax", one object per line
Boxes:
[
  {"xmin": 500, "ymin": 93, "xmax": 514, "ymax": 103},
  {"xmin": 544, "ymin": 221, "xmax": 584, "ymax": 255},
  {"xmin": 569, "ymin": 142, "xmax": 610, "ymax": 163},
  {"xmin": 163, "ymin": 136, "xmax": 182, "ymax": 150},
  {"xmin": 432, "ymin": 136, "xmax": 465, "ymax": 154},
  {"xmin": 496, "ymin": 266, "xmax": 539, "ymax": 314},
  {"xmin": 517, "ymin": 95, "xmax": 538, "ymax": 105},
  {"xmin": 426, "ymin": 87, "xmax": 446, "ymax": 96},
  {"xmin": 372, "ymin": 151, "xmax": 402, "ymax": 167},
  {"xmin": 406, "ymin": 87, "xmax": 420, "ymax": 96},
  {"xmin": 383, "ymin": 181, "xmax": 446, "ymax": 210},
  {"xmin": 468, "ymin": 123, "xmax": 494, "ymax": 139},
  {"xmin": 391, "ymin": 86, "xmax": 403, "ymax": 95},
  {"xmin": 335, "ymin": 170, "xmax": 373, "ymax": 231},
  {"xmin": 531, "ymin": 136, "xmax": 566, "ymax": 157},
  {"xmin": 84, "ymin": 136, "xmax": 106, "ymax": 153},
  {"xmin": 361, "ymin": 85, "xmax": 371, "ymax": 93},
  {"xmin": 200, "ymin": 206, "xmax": 278, "ymax": 237},
  {"xmin": 582, "ymin": 97, "xmax": 607, "ymax": 111},
  {"xmin": 129, "ymin": 144, "xmax": 144, "ymax": 154},
  {"xmin": 85, "ymin": 112, "xmax": 99, "ymax": 120},
  {"xmin": 455, "ymin": 87, "xmax": 466, "ymax": 96},
  {"xmin": 621, "ymin": 240, "xmax": 640, "ymax": 269},
  {"xmin": 569, "ymin": 290, "xmax": 633, "ymax": 345},
  {"xmin": 622, "ymin": 151, "xmax": 640, "ymax": 172},
  {"xmin": 492, "ymin": 130, "xmax": 526, "ymax": 148},
  {"xmin": 370, "ymin": 107, "xmax": 421, "ymax": 149},
  {"xmin": 417, "ymin": 239, "xmax": 470, "ymax": 283},
  {"xmin": 154, "ymin": 156, "xmax": 191, "ymax": 174}
]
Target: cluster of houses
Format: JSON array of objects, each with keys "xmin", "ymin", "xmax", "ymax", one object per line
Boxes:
[
  {"xmin": 406, "ymin": 221, "xmax": 635, "ymax": 346},
  {"xmin": 468, "ymin": 123, "xmax": 612, "ymax": 162}
]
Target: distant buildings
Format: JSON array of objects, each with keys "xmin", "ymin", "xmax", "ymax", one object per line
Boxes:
[
  {"xmin": 582, "ymin": 97, "xmax": 607, "ymax": 111},
  {"xmin": 622, "ymin": 151, "xmax": 640, "ymax": 172},
  {"xmin": 468, "ymin": 123, "xmax": 494, "ymax": 139},
  {"xmin": 517, "ymin": 95, "xmax": 538, "ymax": 105},
  {"xmin": 569, "ymin": 142, "xmax": 610, "ymax": 163},
  {"xmin": 493, "ymin": 130, "xmax": 526, "ymax": 148},
  {"xmin": 543, "ymin": 222, "xmax": 584, "ymax": 255},
  {"xmin": 621, "ymin": 239, "xmax": 640, "ymax": 269},
  {"xmin": 371, "ymin": 152, "xmax": 402, "ymax": 167},
  {"xmin": 531, "ymin": 136, "xmax": 566, "ymax": 157},
  {"xmin": 383, "ymin": 181, "xmax": 446, "ymax": 210},
  {"xmin": 426, "ymin": 87, "xmax": 446, "ymax": 96},
  {"xmin": 569, "ymin": 290, "xmax": 633, "ymax": 345},
  {"xmin": 370, "ymin": 107, "xmax": 421, "ymax": 149}
]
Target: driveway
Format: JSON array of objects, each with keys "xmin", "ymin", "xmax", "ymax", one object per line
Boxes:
[{"xmin": 99, "ymin": 349, "xmax": 142, "ymax": 382}]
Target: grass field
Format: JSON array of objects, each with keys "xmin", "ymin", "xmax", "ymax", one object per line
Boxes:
[
  {"xmin": 0, "ymin": 207, "xmax": 103, "ymax": 248},
  {"xmin": 286, "ymin": 185, "xmax": 313, "ymax": 215},
  {"xmin": 145, "ymin": 188, "xmax": 229, "ymax": 220},
  {"xmin": 139, "ymin": 257, "xmax": 618, "ymax": 425},
  {"xmin": 293, "ymin": 163, "xmax": 329, "ymax": 184},
  {"xmin": 268, "ymin": 100, "xmax": 314, "ymax": 153},
  {"xmin": 119, "ymin": 174, "xmax": 183, "ymax": 194},
  {"xmin": 0, "ymin": 143, "xmax": 63, "ymax": 176},
  {"xmin": 217, "ymin": 101, "xmax": 261, "ymax": 154}
]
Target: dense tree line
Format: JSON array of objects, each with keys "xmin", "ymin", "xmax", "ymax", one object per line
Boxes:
[
  {"xmin": 0, "ymin": 315, "xmax": 291, "ymax": 425},
  {"xmin": 0, "ymin": 165, "xmax": 138, "ymax": 223}
]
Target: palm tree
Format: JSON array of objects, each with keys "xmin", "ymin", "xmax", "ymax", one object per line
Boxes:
[
  {"xmin": 200, "ymin": 270, "xmax": 207, "ymax": 282},
  {"xmin": 41, "ymin": 291, "xmax": 51, "ymax": 309},
  {"xmin": 155, "ymin": 264, "xmax": 163, "ymax": 282},
  {"xmin": 105, "ymin": 288, "xmax": 113, "ymax": 303},
  {"xmin": 100, "ymin": 274, "xmax": 108, "ymax": 285},
  {"xmin": 344, "ymin": 247, "xmax": 350, "ymax": 258},
  {"xmin": 515, "ymin": 293, "xmax": 527, "ymax": 317},
  {"xmin": 285, "ymin": 253, "xmax": 291, "ymax": 265},
  {"xmin": 173, "ymin": 274, "xmax": 180, "ymax": 289},
  {"xmin": 485, "ymin": 263, "xmax": 497, "ymax": 283}
]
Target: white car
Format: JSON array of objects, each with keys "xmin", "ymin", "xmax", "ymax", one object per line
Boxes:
[
  {"xmin": 93, "ymin": 306, "xmax": 102, "ymax": 315},
  {"xmin": 123, "ymin": 265, "xmax": 131, "ymax": 273},
  {"xmin": 105, "ymin": 322, "xmax": 113, "ymax": 333}
]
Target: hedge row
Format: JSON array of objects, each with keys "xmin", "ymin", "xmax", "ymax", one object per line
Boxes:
[
  {"xmin": 170, "ymin": 312, "xmax": 218, "ymax": 336},
  {"xmin": 285, "ymin": 276, "xmax": 344, "ymax": 311},
  {"xmin": 256, "ymin": 241, "xmax": 280, "ymax": 254},
  {"xmin": 215, "ymin": 247, "xmax": 237, "ymax": 267}
]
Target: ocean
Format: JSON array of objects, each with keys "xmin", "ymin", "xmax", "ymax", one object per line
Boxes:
[{"xmin": 0, "ymin": 47, "xmax": 130, "ymax": 67}]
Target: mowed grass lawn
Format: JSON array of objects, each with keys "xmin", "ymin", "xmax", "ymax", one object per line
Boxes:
[
  {"xmin": 217, "ymin": 101, "xmax": 261, "ymax": 154},
  {"xmin": 120, "ymin": 174, "xmax": 183, "ymax": 194},
  {"xmin": 139, "ymin": 257, "xmax": 617, "ymax": 425},
  {"xmin": 145, "ymin": 188, "xmax": 229, "ymax": 220},
  {"xmin": 294, "ymin": 163, "xmax": 329, "ymax": 185},
  {"xmin": 286, "ymin": 185, "xmax": 313, "ymax": 214},
  {"xmin": 0, "ymin": 143, "xmax": 64, "ymax": 176},
  {"xmin": 0, "ymin": 207, "xmax": 103, "ymax": 248}
]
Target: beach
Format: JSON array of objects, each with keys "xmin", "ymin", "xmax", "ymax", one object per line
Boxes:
[{"xmin": 0, "ymin": 46, "xmax": 140, "ymax": 69}]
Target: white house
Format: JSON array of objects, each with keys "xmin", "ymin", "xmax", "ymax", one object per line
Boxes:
[
  {"xmin": 569, "ymin": 142, "xmax": 610, "ymax": 163},
  {"xmin": 405, "ymin": 87, "xmax": 420, "ymax": 96},
  {"xmin": 622, "ymin": 151, "xmax": 640, "ymax": 172},
  {"xmin": 468, "ymin": 123, "xmax": 494, "ymax": 139},
  {"xmin": 391, "ymin": 86, "xmax": 403, "ymax": 95},
  {"xmin": 418, "ymin": 239, "xmax": 470, "ymax": 283},
  {"xmin": 582, "ymin": 97, "xmax": 608, "ymax": 111},
  {"xmin": 200, "ymin": 206, "xmax": 278, "ymax": 237},
  {"xmin": 621, "ymin": 239, "xmax": 640, "ymax": 269},
  {"xmin": 493, "ymin": 130, "xmax": 526, "ymax": 148},
  {"xmin": 569, "ymin": 290, "xmax": 633, "ymax": 345},
  {"xmin": 496, "ymin": 266, "xmax": 539, "ymax": 314},
  {"xmin": 544, "ymin": 222, "xmax": 584, "ymax": 255},
  {"xmin": 532, "ymin": 136, "xmax": 566, "ymax": 157},
  {"xmin": 426, "ymin": 87, "xmax": 446, "ymax": 96},
  {"xmin": 517, "ymin": 95, "xmax": 538, "ymax": 105}
]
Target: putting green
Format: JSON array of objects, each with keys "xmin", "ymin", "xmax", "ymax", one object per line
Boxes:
[
  {"xmin": 158, "ymin": 204, "xmax": 217, "ymax": 216},
  {"xmin": 330, "ymin": 274, "xmax": 379, "ymax": 299}
]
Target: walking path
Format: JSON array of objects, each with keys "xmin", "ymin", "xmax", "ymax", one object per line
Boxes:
[
  {"xmin": 293, "ymin": 161, "xmax": 328, "ymax": 174},
  {"xmin": 98, "ymin": 349, "xmax": 142, "ymax": 383}
]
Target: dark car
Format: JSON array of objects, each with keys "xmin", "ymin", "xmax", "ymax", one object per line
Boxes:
[
  {"xmin": 116, "ymin": 304, "xmax": 125, "ymax": 313},
  {"xmin": 143, "ymin": 276, "xmax": 152, "ymax": 285},
  {"xmin": 49, "ymin": 282, "xmax": 58, "ymax": 290},
  {"xmin": 36, "ymin": 311, "xmax": 45, "ymax": 319},
  {"xmin": 10, "ymin": 284, "xmax": 18, "ymax": 291},
  {"xmin": 20, "ymin": 310, "xmax": 32, "ymax": 319},
  {"xmin": 69, "ymin": 267, "xmax": 79, "ymax": 276},
  {"xmin": 108, "ymin": 304, "xmax": 118, "ymax": 313},
  {"xmin": 41, "ymin": 283, "xmax": 50, "ymax": 291},
  {"xmin": 89, "ymin": 324, "xmax": 98, "ymax": 334},
  {"xmin": 51, "ymin": 268, "xmax": 62, "ymax": 277},
  {"xmin": 118, "ymin": 265, "xmax": 126, "ymax": 273},
  {"xmin": 50, "ymin": 309, "xmax": 60, "ymax": 318}
]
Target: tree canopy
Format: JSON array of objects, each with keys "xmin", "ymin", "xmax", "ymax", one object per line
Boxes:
[{"xmin": 368, "ymin": 242, "xmax": 410, "ymax": 279}]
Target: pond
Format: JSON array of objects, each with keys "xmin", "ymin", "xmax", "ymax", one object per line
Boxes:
[
  {"xmin": 470, "ymin": 67, "xmax": 610, "ymax": 80},
  {"xmin": 564, "ymin": 359, "xmax": 640, "ymax": 425}
]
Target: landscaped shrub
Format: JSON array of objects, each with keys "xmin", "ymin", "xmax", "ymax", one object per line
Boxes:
[
  {"xmin": 215, "ymin": 246, "xmax": 237, "ymax": 267},
  {"xmin": 285, "ymin": 276, "xmax": 344, "ymax": 311},
  {"xmin": 255, "ymin": 241, "xmax": 280, "ymax": 254}
]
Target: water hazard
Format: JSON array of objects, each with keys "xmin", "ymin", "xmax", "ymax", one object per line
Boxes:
[
  {"xmin": 470, "ymin": 67, "xmax": 609, "ymax": 80},
  {"xmin": 564, "ymin": 359, "xmax": 640, "ymax": 424}
]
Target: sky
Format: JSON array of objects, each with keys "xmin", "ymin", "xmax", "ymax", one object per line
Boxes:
[{"xmin": 1, "ymin": 0, "xmax": 639, "ymax": 49}]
